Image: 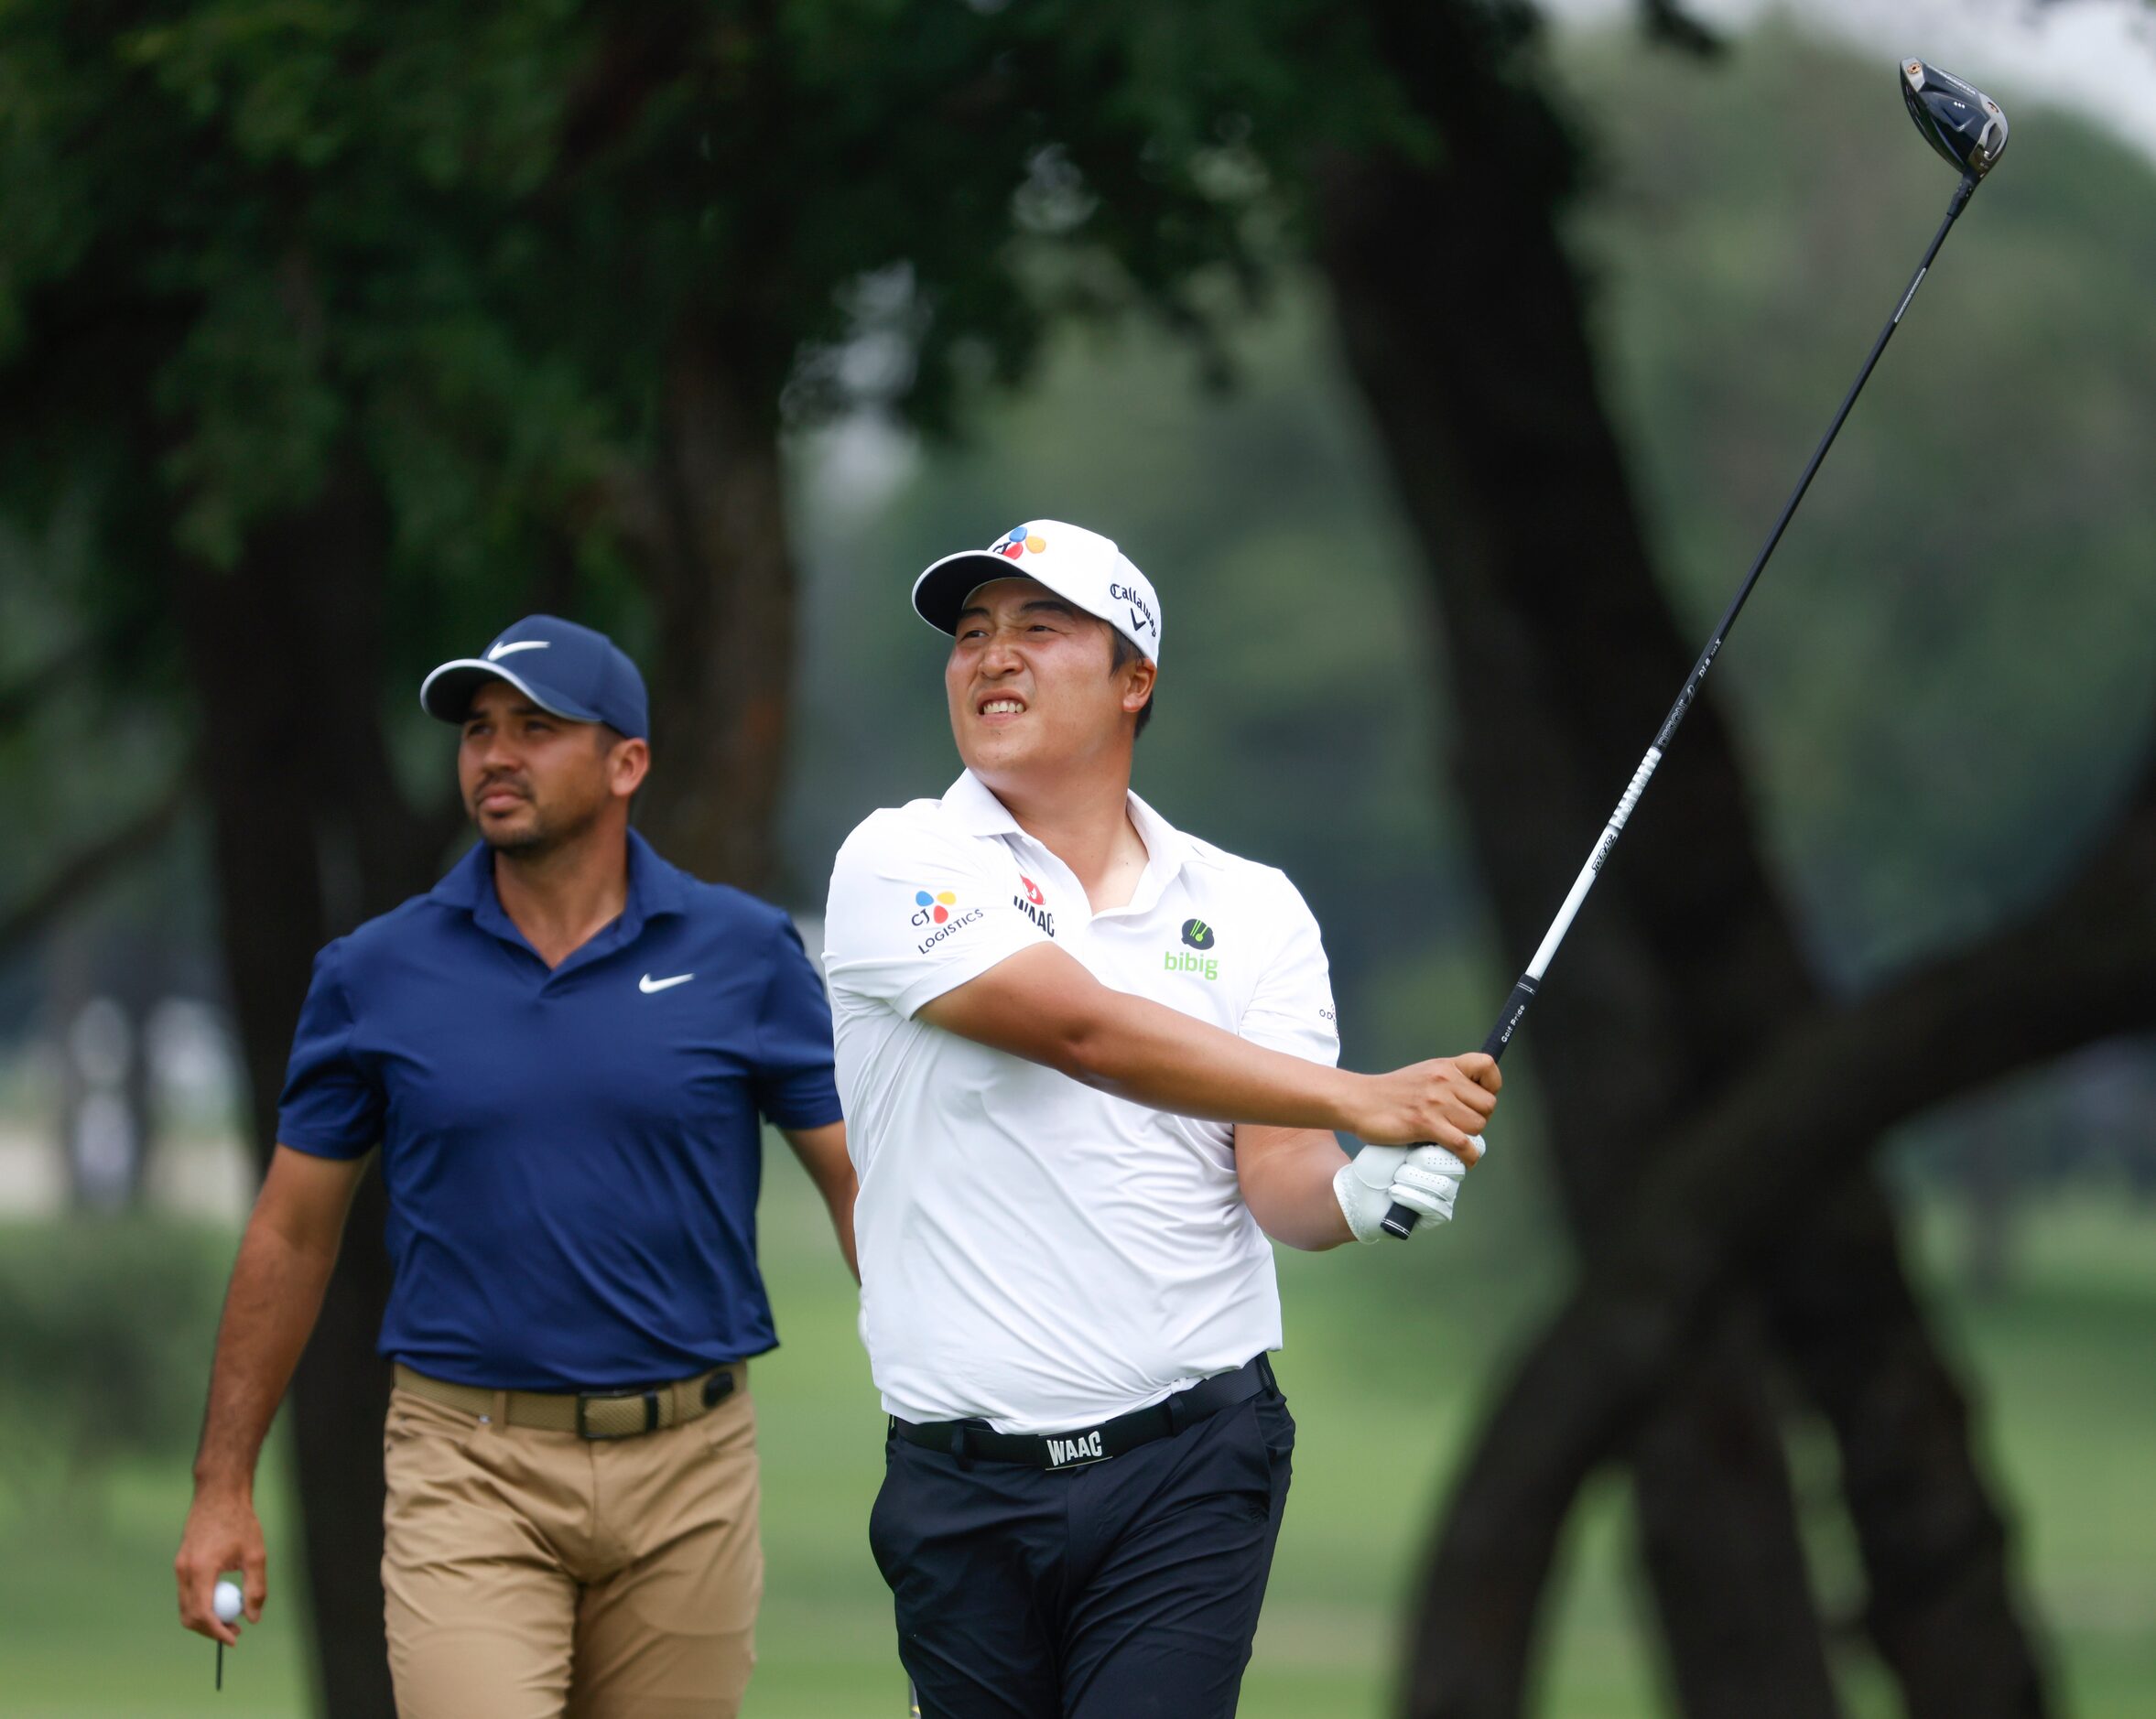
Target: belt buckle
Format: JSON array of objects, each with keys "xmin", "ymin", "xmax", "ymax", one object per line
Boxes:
[
  {"xmin": 575, "ymin": 1386, "xmax": 661, "ymax": 1441},
  {"xmin": 1042, "ymin": 1424, "xmax": 1109, "ymax": 1469}
]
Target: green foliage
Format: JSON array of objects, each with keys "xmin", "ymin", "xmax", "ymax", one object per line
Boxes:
[
  {"xmin": 0, "ymin": 0, "xmax": 1404, "ymax": 583},
  {"xmin": 0, "ymin": 0, "xmax": 1425, "ymax": 925},
  {"xmin": 0, "ymin": 1219, "xmax": 229, "ymax": 1504}
]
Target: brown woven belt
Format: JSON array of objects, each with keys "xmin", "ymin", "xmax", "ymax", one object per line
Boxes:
[{"xmin": 393, "ymin": 1361, "xmax": 743, "ymax": 1440}]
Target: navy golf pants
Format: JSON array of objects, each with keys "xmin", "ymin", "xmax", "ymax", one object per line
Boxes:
[{"xmin": 869, "ymin": 1383, "xmax": 1295, "ymax": 1718}]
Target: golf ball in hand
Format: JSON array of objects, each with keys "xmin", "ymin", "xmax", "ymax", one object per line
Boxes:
[{"xmin": 213, "ymin": 1580, "xmax": 244, "ymax": 1625}]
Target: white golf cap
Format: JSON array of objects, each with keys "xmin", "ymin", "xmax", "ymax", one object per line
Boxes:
[{"xmin": 911, "ymin": 520, "xmax": 1163, "ymax": 663}]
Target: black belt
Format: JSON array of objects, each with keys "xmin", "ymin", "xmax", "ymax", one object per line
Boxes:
[{"xmin": 890, "ymin": 1355, "xmax": 1274, "ymax": 1471}]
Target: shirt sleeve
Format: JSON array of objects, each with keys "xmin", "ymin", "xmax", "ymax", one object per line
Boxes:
[
  {"xmin": 276, "ymin": 940, "xmax": 385, "ymax": 1158},
  {"xmin": 822, "ymin": 810, "xmax": 1045, "ymax": 1019},
  {"xmin": 753, "ymin": 912, "xmax": 846, "ymax": 1130},
  {"xmin": 1238, "ymin": 873, "xmax": 1342, "ymax": 1068}
]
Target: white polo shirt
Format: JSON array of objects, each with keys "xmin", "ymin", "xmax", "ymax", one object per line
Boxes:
[{"xmin": 823, "ymin": 770, "xmax": 1340, "ymax": 1433}]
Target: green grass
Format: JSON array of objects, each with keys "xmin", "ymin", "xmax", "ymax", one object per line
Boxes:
[{"xmin": 3, "ymin": 1169, "xmax": 2152, "ymax": 1717}]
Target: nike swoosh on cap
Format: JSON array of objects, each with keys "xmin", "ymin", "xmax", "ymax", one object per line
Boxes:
[
  {"xmin": 487, "ymin": 640, "xmax": 551, "ymax": 660},
  {"xmin": 639, "ymin": 972, "xmax": 694, "ymax": 994}
]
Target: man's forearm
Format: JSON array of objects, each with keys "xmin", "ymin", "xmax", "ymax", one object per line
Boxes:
[
  {"xmin": 783, "ymin": 1122, "xmax": 861, "ymax": 1283},
  {"xmin": 1054, "ymin": 995, "xmax": 1360, "ymax": 1131},
  {"xmin": 192, "ymin": 1218, "xmax": 341, "ymax": 1494},
  {"xmin": 918, "ymin": 945, "xmax": 1495, "ymax": 1151}
]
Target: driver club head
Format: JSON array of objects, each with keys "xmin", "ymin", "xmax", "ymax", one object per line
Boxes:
[{"xmin": 1902, "ymin": 59, "xmax": 2010, "ymax": 181}]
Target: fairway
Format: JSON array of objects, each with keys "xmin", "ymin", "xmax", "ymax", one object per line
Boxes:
[{"xmin": 1, "ymin": 1153, "xmax": 2151, "ymax": 1717}]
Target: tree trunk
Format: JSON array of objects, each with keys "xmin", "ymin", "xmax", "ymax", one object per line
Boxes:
[
  {"xmin": 1312, "ymin": 3, "xmax": 2048, "ymax": 1714},
  {"xmin": 1629, "ymin": 1321, "xmax": 1837, "ymax": 1719},
  {"xmin": 175, "ymin": 468, "xmax": 443, "ymax": 1719},
  {"xmin": 630, "ymin": 330, "xmax": 797, "ymax": 892},
  {"xmin": 1366, "ymin": 792, "xmax": 2156, "ymax": 1719}
]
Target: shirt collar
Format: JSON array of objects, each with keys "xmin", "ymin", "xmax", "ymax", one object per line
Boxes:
[
  {"xmin": 940, "ymin": 771, "xmax": 1191, "ymax": 909},
  {"xmin": 429, "ymin": 827, "xmax": 687, "ymax": 947}
]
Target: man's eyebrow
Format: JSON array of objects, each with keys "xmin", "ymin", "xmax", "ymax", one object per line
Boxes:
[{"xmin": 957, "ymin": 598, "xmax": 1080, "ymax": 623}]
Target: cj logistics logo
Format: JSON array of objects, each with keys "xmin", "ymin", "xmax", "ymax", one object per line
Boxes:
[
  {"xmin": 911, "ymin": 886, "xmax": 983, "ymax": 953},
  {"xmin": 991, "ymin": 525, "xmax": 1047, "ymax": 560},
  {"xmin": 1166, "ymin": 917, "xmax": 1219, "ymax": 981},
  {"xmin": 913, "ymin": 889, "xmax": 958, "ymax": 926}
]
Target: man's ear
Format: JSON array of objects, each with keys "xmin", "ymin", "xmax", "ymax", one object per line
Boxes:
[
  {"xmin": 609, "ymin": 736, "xmax": 652, "ymax": 799},
  {"xmin": 1121, "ymin": 656, "xmax": 1156, "ymax": 717}
]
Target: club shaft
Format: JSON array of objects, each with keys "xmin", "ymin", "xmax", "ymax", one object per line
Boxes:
[{"xmin": 1381, "ymin": 175, "xmax": 1976, "ymax": 1240}]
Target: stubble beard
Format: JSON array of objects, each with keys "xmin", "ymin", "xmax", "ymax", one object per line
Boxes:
[{"xmin": 474, "ymin": 793, "xmax": 603, "ymax": 859}]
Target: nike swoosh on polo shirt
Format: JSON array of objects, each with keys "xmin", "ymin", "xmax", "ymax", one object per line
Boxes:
[{"xmin": 639, "ymin": 972, "xmax": 694, "ymax": 994}]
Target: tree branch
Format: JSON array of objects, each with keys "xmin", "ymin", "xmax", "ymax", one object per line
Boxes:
[
  {"xmin": 0, "ymin": 766, "xmax": 197, "ymax": 959},
  {"xmin": 1403, "ymin": 760, "xmax": 2156, "ymax": 1716},
  {"xmin": 1640, "ymin": 0, "xmax": 1725, "ymax": 58},
  {"xmin": 0, "ymin": 637, "xmax": 92, "ymax": 731}
]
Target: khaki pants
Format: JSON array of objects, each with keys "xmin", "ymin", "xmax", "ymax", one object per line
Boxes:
[{"xmin": 382, "ymin": 1376, "xmax": 761, "ymax": 1718}]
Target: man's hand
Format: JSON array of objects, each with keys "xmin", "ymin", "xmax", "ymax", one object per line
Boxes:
[
  {"xmin": 1333, "ymin": 1143, "xmax": 1471, "ymax": 1243},
  {"xmin": 1347, "ymin": 1054, "xmax": 1501, "ymax": 1159},
  {"xmin": 173, "ymin": 1144, "xmax": 363, "ymax": 1646},
  {"xmin": 175, "ymin": 1486, "xmax": 266, "ymax": 1646}
]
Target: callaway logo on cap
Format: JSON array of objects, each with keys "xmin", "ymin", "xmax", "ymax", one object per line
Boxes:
[
  {"xmin": 911, "ymin": 519, "xmax": 1164, "ymax": 664},
  {"xmin": 418, "ymin": 614, "xmax": 650, "ymax": 739}
]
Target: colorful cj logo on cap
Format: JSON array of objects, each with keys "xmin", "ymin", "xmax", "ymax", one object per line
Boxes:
[
  {"xmin": 912, "ymin": 889, "xmax": 959, "ymax": 927},
  {"xmin": 992, "ymin": 526, "xmax": 1047, "ymax": 560}
]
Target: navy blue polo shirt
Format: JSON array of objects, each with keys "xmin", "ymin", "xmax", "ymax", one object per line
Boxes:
[{"xmin": 276, "ymin": 831, "xmax": 844, "ymax": 1391}]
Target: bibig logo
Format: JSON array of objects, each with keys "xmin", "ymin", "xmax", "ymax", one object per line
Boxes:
[
  {"xmin": 1167, "ymin": 916, "xmax": 1219, "ymax": 978},
  {"xmin": 1014, "ymin": 873, "xmax": 1056, "ymax": 938}
]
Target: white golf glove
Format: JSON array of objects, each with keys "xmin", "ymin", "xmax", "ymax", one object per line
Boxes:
[{"xmin": 1333, "ymin": 1142, "xmax": 1472, "ymax": 1243}]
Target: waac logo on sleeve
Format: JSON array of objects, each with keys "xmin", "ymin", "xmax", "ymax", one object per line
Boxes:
[{"xmin": 1013, "ymin": 873, "xmax": 1056, "ymax": 938}]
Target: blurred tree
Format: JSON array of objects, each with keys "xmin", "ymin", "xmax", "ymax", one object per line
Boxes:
[
  {"xmin": 1304, "ymin": 11, "xmax": 2152, "ymax": 1719},
  {"xmin": 0, "ymin": 2, "xmax": 1387, "ymax": 1707},
  {"xmin": 5, "ymin": 0, "xmax": 2149, "ymax": 1714}
]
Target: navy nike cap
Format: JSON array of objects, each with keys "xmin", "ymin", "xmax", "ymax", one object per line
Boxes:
[{"xmin": 419, "ymin": 615, "xmax": 649, "ymax": 740}]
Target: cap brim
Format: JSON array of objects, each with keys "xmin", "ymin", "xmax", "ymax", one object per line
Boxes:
[
  {"xmin": 910, "ymin": 550, "xmax": 1037, "ymax": 636},
  {"xmin": 417, "ymin": 660, "xmax": 603, "ymax": 726}
]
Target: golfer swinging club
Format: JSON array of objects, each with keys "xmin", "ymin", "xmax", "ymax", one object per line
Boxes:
[{"xmin": 823, "ymin": 522, "xmax": 1501, "ymax": 1715}]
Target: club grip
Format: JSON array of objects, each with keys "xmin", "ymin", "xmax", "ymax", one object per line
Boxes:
[{"xmin": 1380, "ymin": 975, "xmax": 1538, "ymax": 1240}]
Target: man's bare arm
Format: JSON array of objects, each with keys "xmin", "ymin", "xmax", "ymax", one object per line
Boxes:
[
  {"xmin": 916, "ymin": 943, "xmax": 1498, "ymax": 1154},
  {"xmin": 782, "ymin": 1120, "xmax": 859, "ymax": 1282},
  {"xmin": 174, "ymin": 1146, "xmax": 368, "ymax": 1645}
]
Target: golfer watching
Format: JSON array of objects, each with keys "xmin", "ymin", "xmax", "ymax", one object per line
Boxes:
[
  {"xmin": 823, "ymin": 522, "xmax": 1500, "ymax": 1716},
  {"xmin": 173, "ymin": 615, "xmax": 855, "ymax": 1717}
]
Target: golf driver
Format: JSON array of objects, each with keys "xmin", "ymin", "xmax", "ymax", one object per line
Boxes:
[{"xmin": 1382, "ymin": 57, "xmax": 2010, "ymax": 1238}]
